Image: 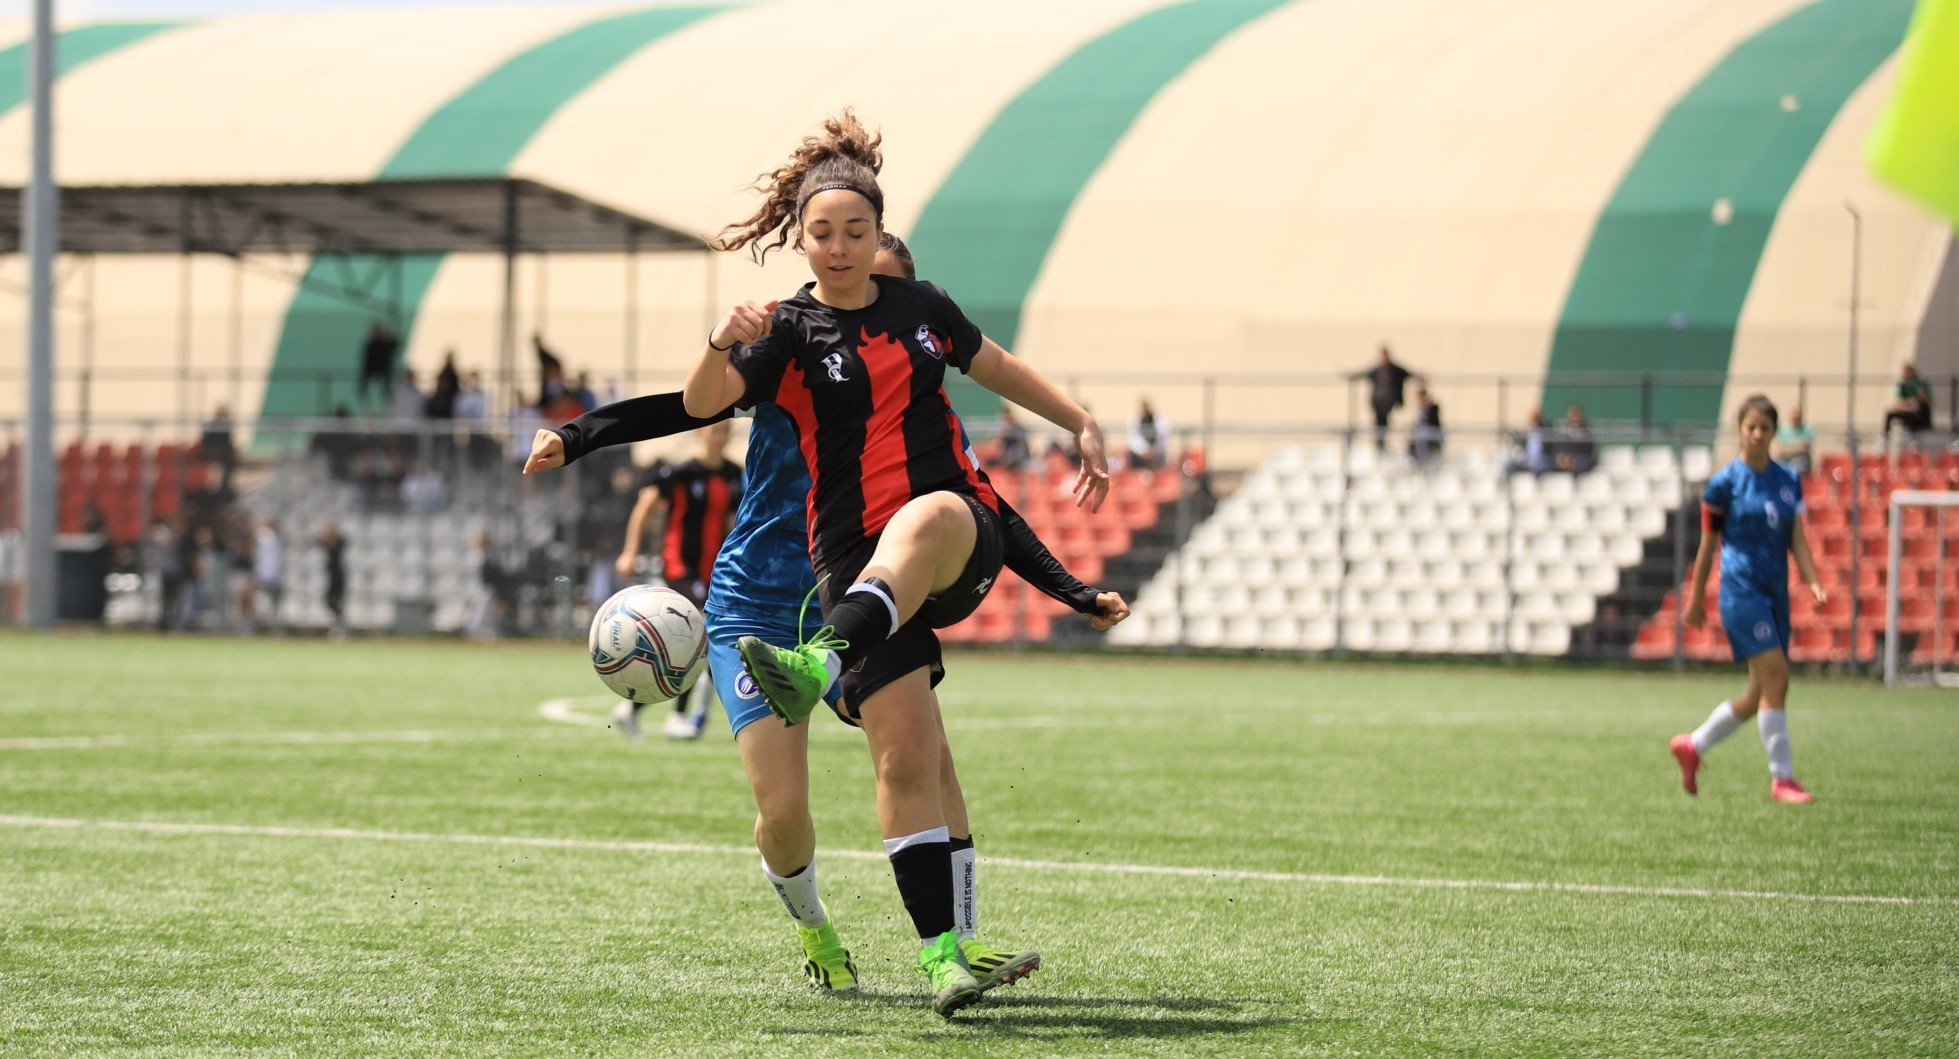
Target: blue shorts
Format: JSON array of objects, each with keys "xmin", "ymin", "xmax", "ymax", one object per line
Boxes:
[
  {"xmin": 705, "ymin": 605, "xmax": 843, "ymax": 738},
  {"xmin": 1720, "ymin": 583, "xmax": 1791, "ymax": 662}
]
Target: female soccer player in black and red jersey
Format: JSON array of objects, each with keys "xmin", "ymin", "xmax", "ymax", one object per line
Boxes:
[{"xmin": 682, "ymin": 112, "xmax": 1108, "ymax": 1015}]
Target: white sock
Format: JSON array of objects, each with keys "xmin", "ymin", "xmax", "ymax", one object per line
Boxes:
[
  {"xmin": 1691, "ymin": 701, "xmax": 1742, "ymax": 755},
  {"xmin": 817, "ymin": 649, "xmax": 843, "ymax": 693},
  {"xmin": 881, "ymin": 826, "xmax": 950, "ymax": 855},
  {"xmin": 950, "ymin": 844, "xmax": 977, "ymax": 939},
  {"xmin": 1758, "ymin": 709, "xmax": 1794, "ymax": 780},
  {"xmin": 762, "ymin": 856, "xmax": 826, "ymax": 927}
]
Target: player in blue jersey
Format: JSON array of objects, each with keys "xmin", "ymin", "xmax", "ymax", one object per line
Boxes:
[
  {"xmin": 1670, "ymin": 395, "xmax": 1827, "ymax": 804},
  {"xmin": 524, "ymin": 234, "xmax": 1128, "ymax": 1006}
]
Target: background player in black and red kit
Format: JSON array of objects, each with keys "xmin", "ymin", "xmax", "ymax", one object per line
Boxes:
[
  {"xmin": 683, "ymin": 112, "xmax": 1109, "ymax": 1017},
  {"xmin": 614, "ymin": 421, "xmax": 741, "ymax": 740}
]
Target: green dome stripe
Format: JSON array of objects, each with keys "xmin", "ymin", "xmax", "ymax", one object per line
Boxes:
[
  {"xmin": 258, "ymin": 6, "xmax": 723, "ymax": 423},
  {"xmin": 1542, "ymin": 0, "xmax": 1914, "ymax": 427},
  {"xmin": 909, "ymin": 0, "xmax": 1298, "ymax": 418},
  {"xmin": 0, "ymin": 22, "xmax": 186, "ymax": 115}
]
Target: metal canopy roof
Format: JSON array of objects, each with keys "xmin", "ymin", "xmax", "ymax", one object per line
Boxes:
[{"xmin": 0, "ymin": 178, "xmax": 705, "ymax": 256}]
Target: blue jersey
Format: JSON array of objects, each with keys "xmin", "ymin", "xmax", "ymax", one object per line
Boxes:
[
  {"xmin": 705, "ymin": 403, "xmax": 819, "ymax": 624},
  {"xmin": 1703, "ymin": 458, "xmax": 1805, "ymax": 598}
]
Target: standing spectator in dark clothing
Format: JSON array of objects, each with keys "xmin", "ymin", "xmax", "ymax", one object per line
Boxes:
[
  {"xmin": 1127, "ymin": 397, "xmax": 1169, "ymax": 470},
  {"xmin": 534, "ymin": 333, "xmax": 567, "ymax": 408},
  {"xmin": 994, "ymin": 404, "xmax": 1031, "ymax": 467},
  {"xmin": 320, "ymin": 522, "xmax": 347, "ymax": 639},
  {"xmin": 359, "ymin": 322, "xmax": 399, "ymax": 408},
  {"xmin": 200, "ymin": 405, "xmax": 237, "ymax": 493},
  {"xmin": 1884, "ymin": 363, "xmax": 1933, "ymax": 444},
  {"xmin": 572, "ymin": 371, "xmax": 599, "ymax": 414},
  {"xmin": 147, "ymin": 516, "xmax": 186, "ymax": 630},
  {"xmin": 1407, "ymin": 386, "xmax": 1444, "ymax": 465},
  {"xmin": 425, "ymin": 350, "xmax": 461, "ymax": 419},
  {"xmin": 1552, "ymin": 404, "xmax": 1598, "ymax": 474},
  {"xmin": 310, "ymin": 406, "xmax": 358, "ymax": 481},
  {"xmin": 1354, "ymin": 344, "xmax": 1416, "ymax": 452}
]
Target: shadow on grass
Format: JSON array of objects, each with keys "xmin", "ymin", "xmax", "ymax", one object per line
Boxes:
[{"xmin": 765, "ymin": 992, "xmax": 1324, "ymax": 1040}]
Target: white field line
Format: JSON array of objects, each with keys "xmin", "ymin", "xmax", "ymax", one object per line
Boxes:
[
  {"xmin": 0, "ymin": 728, "xmax": 584, "ymax": 750},
  {"xmin": 0, "ymin": 814, "xmax": 1948, "ymax": 907}
]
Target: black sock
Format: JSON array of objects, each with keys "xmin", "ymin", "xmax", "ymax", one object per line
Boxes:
[
  {"xmin": 673, "ymin": 685, "xmax": 693, "ymax": 715},
  {"xmin": 887, "ymin": 831, "xmax": 955, "ymax": 941},
  {"xmin": 825, "ymin": 577, "xmax": 899, "ymax": 671}
]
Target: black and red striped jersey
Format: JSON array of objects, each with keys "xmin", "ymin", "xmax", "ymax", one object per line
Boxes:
[
  {"xmin": 731, "ymin": 276, "xmax": 998, "ymax": 573},
  {"xmin": 646, "ymin": 458, "xmax": 742, "ymax": 584}
]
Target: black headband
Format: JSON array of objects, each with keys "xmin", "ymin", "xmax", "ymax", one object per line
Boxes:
[{"xmin": 802, "ymin": 182, "xmax": 883, "ymax": 219}]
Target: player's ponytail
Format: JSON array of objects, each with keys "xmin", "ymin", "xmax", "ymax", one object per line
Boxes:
[
  {"xmin": 1737, "ymin": 394, "xmax": 1779, "ymax": 429},
  {"xmin": 714, "ymin": 110, "xmax": 885, "ymax": 264}
]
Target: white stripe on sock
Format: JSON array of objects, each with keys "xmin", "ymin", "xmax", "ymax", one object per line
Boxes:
[
  {"xmin": 882, "ymin": 826, "xmax": 950, "ymax": 856},
  {"xmin": 845, "ymin": 580, "xmax": 901, "ymax": 639}
]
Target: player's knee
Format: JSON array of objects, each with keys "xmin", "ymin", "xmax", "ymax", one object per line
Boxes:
[
  {"xmin": 890, "ymin": 494, "xmax": 967, "ymax": 547},
  {"xmin": 874, "ymin": 746, "xmax": 939, "ymax": 801}
]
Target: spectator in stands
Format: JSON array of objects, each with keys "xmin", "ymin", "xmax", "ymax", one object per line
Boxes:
[
  {"xmin": 425, "ymin": 350, "xmax": 460, "ymax": 420},
  {"xmin": 1128, "ymin": 397, "xmax": 1169, "ymax": 471},
  {"xmin": 319, "ymin": 522, "xmax": 347, "ymax": 639},
  {"xmin": 1353, "ymin": 344, "xmax": 1416, "ymax": 452},
  {"xmin": 401, "ymin": 463, "xmax": 446, "ymax": 514},
  {"xmin": 310, "ymin": 405, "xmax": 358, "ymax": 481},
  {"xmin": 389, "ymin": 368, "xmax": 426, "ymax": 424},
  {"xmin": 200, "ymin": 405, "xmax": 238, "ymax": 493},
  {"xmin": 994, "ymin": 404, "xmax": 1031, "ymax": 468},
  {"xmin": 1506, "ymin": 408, "xmax": 1551, "ymax": 476},
  {"xmin": 1552, "ymin": 404, "xmax": 1597, "ymax": 474},
  {"xmin": 468, "ymin": 531, "xmax": 506, "ymax": 639},
  {"xmin": 571, "ymin": 371, "xmax": 599, "ymax": 414},
  {"xmin": 358, "ymin": 322, "xmax": 400, "ymax": 409},
  {"xmin": 1884, "ymin": 362, "xmax": 1933, "ymax": 446},
  {"xmin": 146, "ymin": 515, "xmax": 186, "ymax": 631},
  {"xmin": 226, "ymin": 513, "xmax": 256, "ymax": 633},
  {"xmin": 1775, "ymin": 404, "xmax": 1815, "ymax": 476},
  {"xmin": 253, "ymin": 519, "xmax": 284, "ymax": 635},
  {"xmin": 1407, "ymin": 386, "xmax": 1444, "ymax": 466},
  {"xmin": 456, "ymin": 371, "xmax": 488, "ymax": 422}
]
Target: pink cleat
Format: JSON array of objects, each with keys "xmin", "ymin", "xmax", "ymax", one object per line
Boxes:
[
  {"xmin": 1770, "ymin": 778, "xmax": 1814, "ymax": 804},
  {"xmin": 1669, "ymin": 734, "xmax": 1701, "ymax": 795}
]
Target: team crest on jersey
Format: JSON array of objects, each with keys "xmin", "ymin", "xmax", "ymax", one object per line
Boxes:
[
  {"xmin": 916, "ymin": 324, "xmax": 950, "ymax": 359},
  {"xmin": 821, "ymin": 352, "xmax": 849, "ymax": 382},
  {"xmin": 1781, "ymin": 488, "xmax": 1796, "ymax": 505}
]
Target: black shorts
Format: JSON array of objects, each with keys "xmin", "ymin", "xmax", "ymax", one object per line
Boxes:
[
  {"xmin": 828, "ymin": 615, "xmax": 945, "ymax": 728},
  {"xmin": 916, "ymin": 493, "xmax": 1005, "ymax": 629}
]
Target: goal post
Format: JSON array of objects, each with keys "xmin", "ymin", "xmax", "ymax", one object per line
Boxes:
[{"xmin": 1885, "ymin": 490, "xmax": 1959, "ymax": 687}]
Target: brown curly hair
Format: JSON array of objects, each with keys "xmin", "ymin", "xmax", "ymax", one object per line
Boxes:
[{"xmin": 714, "ymin": 110, "xmax": 884, "ymax": 264}]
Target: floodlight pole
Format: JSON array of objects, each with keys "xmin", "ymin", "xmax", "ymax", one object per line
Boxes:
[
  {"xmin": 21, "ymin": 0, "xmax": 58, "ymax": 628},
  {"xmin": 499, "ymin": 181, "xmax": 519, "ymax": 421}
]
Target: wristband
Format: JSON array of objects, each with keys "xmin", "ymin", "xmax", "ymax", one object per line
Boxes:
[{"xmin": 708, "ymin": 331, "xmax": 736, "ymax": 352}]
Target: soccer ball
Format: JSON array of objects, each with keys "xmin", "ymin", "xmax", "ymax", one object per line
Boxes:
[{"xmin": 588, "ymin": 585, "xmax": 707, "ymax": 703}]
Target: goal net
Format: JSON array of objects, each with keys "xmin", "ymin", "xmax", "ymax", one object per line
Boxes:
[{"xmin": 1884, "ymin": 490, "xmax": 1959, "ymax": 687}]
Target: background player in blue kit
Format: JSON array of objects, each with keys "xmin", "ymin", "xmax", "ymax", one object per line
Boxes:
[
  {"xmin": 525, "ymin": 233, "xmax": 1128, "ymax": 1007},
  {"xmin": 1670, "ymin": 395, "xmax": 1828, "ymax": 804}
]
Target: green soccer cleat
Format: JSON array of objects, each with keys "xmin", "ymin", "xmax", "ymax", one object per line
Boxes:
[
  {"xmin": 797, "ymin": 920, "xmax": 858, "ymax": 993},
  {"xmin": 737, "ymin": 583, "xmax": 848, "ymax": 726},
  {"xmin": 918, "ymin": 930, "xmax": 982, "ymax": 1018},
  {"xmin": 959, "ymin": 936, "xmax": 1041, "ymax": 992}
]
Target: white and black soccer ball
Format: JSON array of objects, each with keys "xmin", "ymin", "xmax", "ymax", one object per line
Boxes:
[{"xmin": 588, "ymin": 585, "xmax": 706, "ymax": 704}]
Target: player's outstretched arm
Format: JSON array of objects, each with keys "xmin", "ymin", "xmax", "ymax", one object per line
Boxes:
[
  {"xmin": 998, "ymin": 495, "xmax": 1108, "ymax": 622},
  {"xmin": 966, "ymin": 337, "xmax": 1108, "ymax": 512},
  {"xmin": 684, "ymin": 301, "xmax": 774, "ymax": 418},
  {"xmin": 526, "ymin": 392, "xmax": 734, "ymax": 474}
]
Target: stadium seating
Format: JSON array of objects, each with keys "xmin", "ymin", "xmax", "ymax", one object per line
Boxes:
[
  {"xmin": 939, "ymin": 451, "xmax": 1174, "ymax": 645},
  {"xmin": 1109, "ymin": 444, "xmax": 1701, "ymax": 656}
]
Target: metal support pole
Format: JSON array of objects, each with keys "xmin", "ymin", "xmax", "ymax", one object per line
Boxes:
[
  {"xmin": 229, "ymin": 255, "xmax": 244, "ymax": 413},
  {"xmin": 1846, "ymin": 202, "xmax": 1863, "ymax": 670},
  {"xmin": 1884, "ymin": 490, "xmax": 1902, "ymax": 684},
  {"xmin": 21, "ymin": 0, "xmax": 57, "ymax": 627},
  {"xmin": 1671, "ymin": 431, "xmax": 1687, "ymax": 670},
  {"xmin": 178, "ymin": 227, "xmax": 194, "ymax": 427},
  {"xmin": 624, "ymin": 229, "xmax": 640, "ymax": 393},
  {"xmin": 79, "ymin": 254, "xmax": 95, "ymax": 434},
  {"xmin": 535, "ymin": 251, "xmax": 548, "ymax": 335},
  {"xmin": 498, "ymin": 181, "xmax": 520, "ymax": 420}
]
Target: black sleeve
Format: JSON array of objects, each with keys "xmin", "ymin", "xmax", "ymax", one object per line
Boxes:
[
  {"xmin": 551, "ymin": 391, "xmax": 731, "ymax": 465},
  {"xmin": 924, "ymin": 282, "xmax": 986, "ymax": 373},
  {"xmin": 997, "ymin": 496, "xmax": 1100, "ymax": 614},
  {"xmin": 730, "ymin": 325, "xmax": 794, "ymax": 411}
]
